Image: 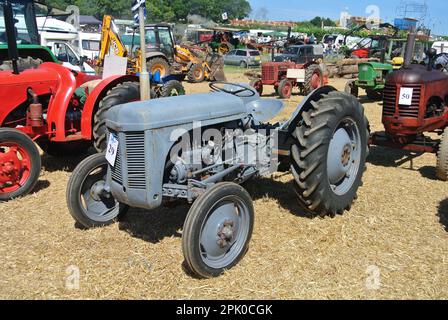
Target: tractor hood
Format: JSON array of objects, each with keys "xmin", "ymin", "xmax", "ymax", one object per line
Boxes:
[
  {"xmin": 106, "ymin": 92, "xmax": 248, "ymax": 131},
  {"xmin": 386, "ymin": 64, "xmax": 448, "ymax": 85}
]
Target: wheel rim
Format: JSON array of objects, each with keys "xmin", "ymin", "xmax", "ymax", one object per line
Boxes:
[
  {"xmin": 311, "ymin": 72, "xmax": 322, "ymax": 89},
  {"xmin": 199, "ymin": 196, "xmax": 251, "ymax": 269},
  {"xmin": 0, "ymin": 142, "xmax": 32, "ymax": 193},
  {"xmin": 253, "ymin": 81, "xmax": 262, "ymax": 93},
  {"xmin": 151, "ymin": 63, "xmax": 166, "ymax": 77},
  {"xmin": 79, "ymin": 163, "xmax": 121, "ymax": 222},
  {"xmin": 194, "ymin": 68, "xmax": 203, "ymax": 80},
  {"xmin": 282, "ymin": 82, "xmax": 292, "ymax": 97},
  {"xmin": 326, "ymin": 117, "xmax": 362, "ymax": 196}
]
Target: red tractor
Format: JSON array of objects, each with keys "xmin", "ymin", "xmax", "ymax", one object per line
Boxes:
[
  {"xmin": 370, "ymin": 32, "xmax": 448, "ymax": 180},
  {"xmin": 0, "ymin": 0, "xmax": 177, "ymax": 201},
  {"xmin": 249, "ymin": 45, "xmax": 327, "ymax": 99}
]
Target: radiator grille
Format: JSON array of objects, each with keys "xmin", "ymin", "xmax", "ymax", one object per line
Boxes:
[
  {"xmin": 383, "ymin": 84, "xmax": 421, "ymax": 119},
  {"xmin": 125, "ymin": 132, "xmax": 146, "ymax": 189},
  {"xmin": 110, "ymin": 132, "xmax": 123, "ymax": 184},
  {"xmin": 262, "ymin": 65, "xmax": 275, "ymax": 81}
]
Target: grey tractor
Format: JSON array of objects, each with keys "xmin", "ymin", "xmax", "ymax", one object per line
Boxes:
[{"xmin": 66, "ymin": 82, "xmax": 368, "ymax": 278}]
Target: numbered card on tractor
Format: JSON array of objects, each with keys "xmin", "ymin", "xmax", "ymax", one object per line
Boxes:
[
  {"xmin": 399, "ymin": 87, "xmax": 414, "ymax": 106},
  {"xmin": 106, "ymin": 134, "xmax": 119, "ymax": 167}
]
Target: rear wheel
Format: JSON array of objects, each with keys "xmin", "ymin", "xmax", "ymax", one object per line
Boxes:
[
  {"xmin": 93, "ymin": 81, "xmax": 140, "ymax": 152},
  {"xmin": 278, "ymin": 79, "xmax": 293, "ymax": 99},
  {"xmin": 290, "ymin": 91, "xmax": 368, "ymax": 216},
  {"xmin": 436, "ymin": 127, "xmax": 448, "ymax": 181},
  {"xmin": 249, "ymin": 78, "xmax": 263, "ymax": 96},
  {"xmin": 182, "ymin": 182, "xmax": 254, "ymax": 278},
  {"xmin": 187, "ymin": 64, "xmax": 205, "ymax": 83},
  {"xmin": 0, "ymin": 128, "xmax": 41, "ymax": 201},
  {"xmin": 239, "ymin": 61, "xmax": 247, "ymax": 68},
  {"xmin": 66, "ymin": 153, "xmax": 129, "ymax": 228},
  {"xmin": 304, "ymin": 64, "xmax": 324, "ymax": 95},
  {"xmin": 147, "ymin": 57, "xmax": 170, "ymax": 78},
  {"xmin": 160, "ymin": 80, "xmax": 185, "ymax": 97}
]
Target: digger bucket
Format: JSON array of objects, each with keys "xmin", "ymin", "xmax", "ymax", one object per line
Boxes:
[{"xmin": 207, "ymin": 54, "xmax": 226, "ymax": 82}]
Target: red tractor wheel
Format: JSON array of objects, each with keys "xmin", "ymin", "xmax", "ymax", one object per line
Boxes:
[
  {"xmin": 304, "ymin": 64, "xmax": 324, "ymax": 95},
  {"xmin": 249, "ymin": 78, "xmax": 263, "ymax": 96},
  {"xmin": 278, "ymin": 79, "xmax": 293, "ymax": 99},
  {"xmin": 0, "ymin": 128, "xmax": 41, "ymax": 201}
]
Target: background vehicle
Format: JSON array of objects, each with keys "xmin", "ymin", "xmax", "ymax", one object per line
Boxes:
[
  {"xmin": 0, "ymin": 0, "xmax": 180, "ymax": 201},
  {"xmin": 273, "ymin": 44, "xmax": 324, "ymax": 64},
  {"xmin": 370, "ymin": 33, "xmax": 448, "ymax": 180},
  {"xmin": 67, "ymin": 82, "xmax": 368, "ymax": 279},
  {"xmin": 248, "ymin": 45, "xmax": 327, "ymax": 99},
  {"xmin": 223, "ymin": 49, "xmax": 261, "ymax": 68},
  {"xmin": 78, "ymin": 32, "xmax": 100, "ymax": 60}
]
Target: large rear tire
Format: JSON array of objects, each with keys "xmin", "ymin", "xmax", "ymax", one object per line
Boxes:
[
  {"xmin": 0, "ymin": 128, "xmax": 41, "ymax": 201},
  {"xmin": 182, "ymin": 182, "xmax": 254, "ymax": 278},
  {"xmin": 147, "ymin": 57, "xmax": 170, "ymax": 78},
  {"xmin": 66, "ymin": 153, "xmax": 129, "ymax": 228},
  {"xmin": 290, "ymin": 91, "xmax": 368, "ymax": 216},
  {"xmin": 93, "ymin": 81, "xmax": 140, "ymax": 152},
  {"xmin": 304, "ymin": 64, "xmax": 324, "ymax": 95},
  {"xmin": 160, "ymin": 80, "xmax": 185, "ymax": 97},
  {"xmin": 436, "ymin": 127, "xmax": 448, "ymax": 181}
]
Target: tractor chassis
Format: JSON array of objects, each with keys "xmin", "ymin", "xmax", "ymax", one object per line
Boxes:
[{"xmin": 369, "ymin": 131, "xmax": 439, "ymax": 153}]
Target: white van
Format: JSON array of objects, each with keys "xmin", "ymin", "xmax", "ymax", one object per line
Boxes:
[
  {"xmin": 36, "ymin": 17, "xmax": 96, "ymax": 74},
  {"xmin": 432, "ymin": 41, "xmax": 448, "ymax": 54},
  {"xmin": 78, "ymin": 32, "xmax": 101, "ymax": 60}
]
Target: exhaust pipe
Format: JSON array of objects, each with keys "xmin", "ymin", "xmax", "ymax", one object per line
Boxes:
[{"xmin": 404, "ymin": 32, "xmax": 416, "ymax": 68}]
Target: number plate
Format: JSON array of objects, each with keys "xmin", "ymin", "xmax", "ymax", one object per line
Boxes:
[
  {"xmin": 106, "ymin": 134, "xmax": 119, "ymax": 167},
  {"xmin": 399, "ymin": 87, "xmax": 414, "ymax": 106}
]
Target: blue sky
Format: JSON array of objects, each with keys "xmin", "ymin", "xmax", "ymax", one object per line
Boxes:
[{"xmin": 248, "ymin": 0, "xmax": 447, "ymax": 35}]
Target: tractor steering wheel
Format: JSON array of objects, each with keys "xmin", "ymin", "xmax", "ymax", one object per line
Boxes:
[{"xmin": 209, "ymin": 81, "xmax": 256, "ymax": 97}]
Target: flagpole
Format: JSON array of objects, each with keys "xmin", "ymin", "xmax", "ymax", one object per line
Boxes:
[{"xmin": 138, "ymin": 3, "xmax": 150, "ymax": 100}]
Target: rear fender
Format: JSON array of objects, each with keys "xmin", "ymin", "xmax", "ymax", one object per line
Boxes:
[
  {"xmin": 280, "ymin": 85, "xmax": 337, "ymax": 134},
  {"xmin": 81, "ymin": 75, "xmax": 139, "ymax": 140}
]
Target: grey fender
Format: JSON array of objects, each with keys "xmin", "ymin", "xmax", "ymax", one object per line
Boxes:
[{"xmin": 280, "ymin": 85, "xmax": 338, "ymax": 133}]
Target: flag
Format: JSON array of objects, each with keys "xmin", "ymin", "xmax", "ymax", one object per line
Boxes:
[
  {"xmin": 222, "ymin": 12, "xmax": 228, "ymax": 21},
  {"xmin": 132, "ymin": 0, "xmax": 146, "ymax": 24}
]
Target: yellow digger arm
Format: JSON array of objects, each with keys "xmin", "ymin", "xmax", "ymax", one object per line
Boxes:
[{"xmin": 97, "ymin": 15, "xmax": 128, "ymax": 66}]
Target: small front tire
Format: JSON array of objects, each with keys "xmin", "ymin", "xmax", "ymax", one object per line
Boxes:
[
  {"xmin": 436, "ymin": 127, "xmax": 448, "ymax": 181},
  {"xmin": 182, "ymin": 182, "xmax": 254, "ymax": 278},
  {"xmin": 66, "ymin": 153, "xmax": 128, "ymax": 228}
]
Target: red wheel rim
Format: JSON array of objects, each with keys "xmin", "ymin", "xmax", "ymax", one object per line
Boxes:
[
  {"xmin": 311, "ymin": 72, "xmax": 322, "ymax": 89},
  {"xmin": 282, "ymin": 82, "xmax": 292, "ymax": 97},
  {"xmin": 0, "ymin": 142, "xmax": 32, "ymax": 193},
  {"xmin": 254, "ymin": 81, "xmax": 262, "ymax": 93}
]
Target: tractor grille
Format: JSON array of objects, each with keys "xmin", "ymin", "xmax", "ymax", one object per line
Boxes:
[
  {"xmin": 383, "ymin": 84, "xmax": 421, "ymax": 119},
  {"xmin": 125, "ymin": 132, "xmax": 146, "ymax": 189},
  {"xmin": 110, "ymin": 132, "xmax": 123, "ymax": 184},
  {"xmin": 262, "ymin": 65, "xmax": 275, "ymax": 81}
]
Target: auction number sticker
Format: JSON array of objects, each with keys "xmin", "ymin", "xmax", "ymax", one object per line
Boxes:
[
  {"xmin": 106, "ymin": 134, "xmax": 119, "ymax": 167},
  {"xmin": 399, "ymin": 87, "xmax": 414, "ymax": 106}
]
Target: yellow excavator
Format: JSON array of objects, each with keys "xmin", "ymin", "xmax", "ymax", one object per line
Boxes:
[
  {"xmin": 97, "ymin": 15, "xmax": 225, "ymax": 82},
  {"xmin": 96, "ymin": 15, "xmax": 185, "ymax": 97},
  {"xmin": 175, "ymin": 44, "xmax": 226, "ymax": 82}
]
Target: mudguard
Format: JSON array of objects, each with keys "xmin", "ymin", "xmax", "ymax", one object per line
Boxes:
[{"xmin": 81, "ymin": 74, "xmax": 138, "ymax": 140}]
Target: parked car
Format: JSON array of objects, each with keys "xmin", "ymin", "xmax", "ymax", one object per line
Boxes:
[{"xmin": 223, "ymin": 49, "xmax": 261, "ymax": 68}]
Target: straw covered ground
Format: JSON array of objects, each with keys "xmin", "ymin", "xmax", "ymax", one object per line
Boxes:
[{"xmin": 0, "ymin": 70, "xmax": 447, "ymax": 299}]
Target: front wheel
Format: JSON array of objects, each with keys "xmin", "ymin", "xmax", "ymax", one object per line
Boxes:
[
  {"xmin": 182, "ymin": 182, "xmax": 254, "ymax": 278},
  {"xmin": 66, "ymin": 153, "xmax": 128, "ymax": 228},
  {"xmin": 436, "ymin": 127, "xmax": 448, "ymax": 181},
  {"xmin": 160, "ymin": 80, "xmax": 185, "ymax": 97},
  {"xmin": 0, "ymin": 128, "xmax": 41, "ymax": 201},
  {"xmin": 278, "ymin": 78, "xmax": 293, "ymax": 99},
  {"xmin": 290, "ymin": 91, "xmax": 368, "ymax": 216},
  {"xmin": 249, "ymin": 78, "xmax": 263, "ymax": 96}
]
